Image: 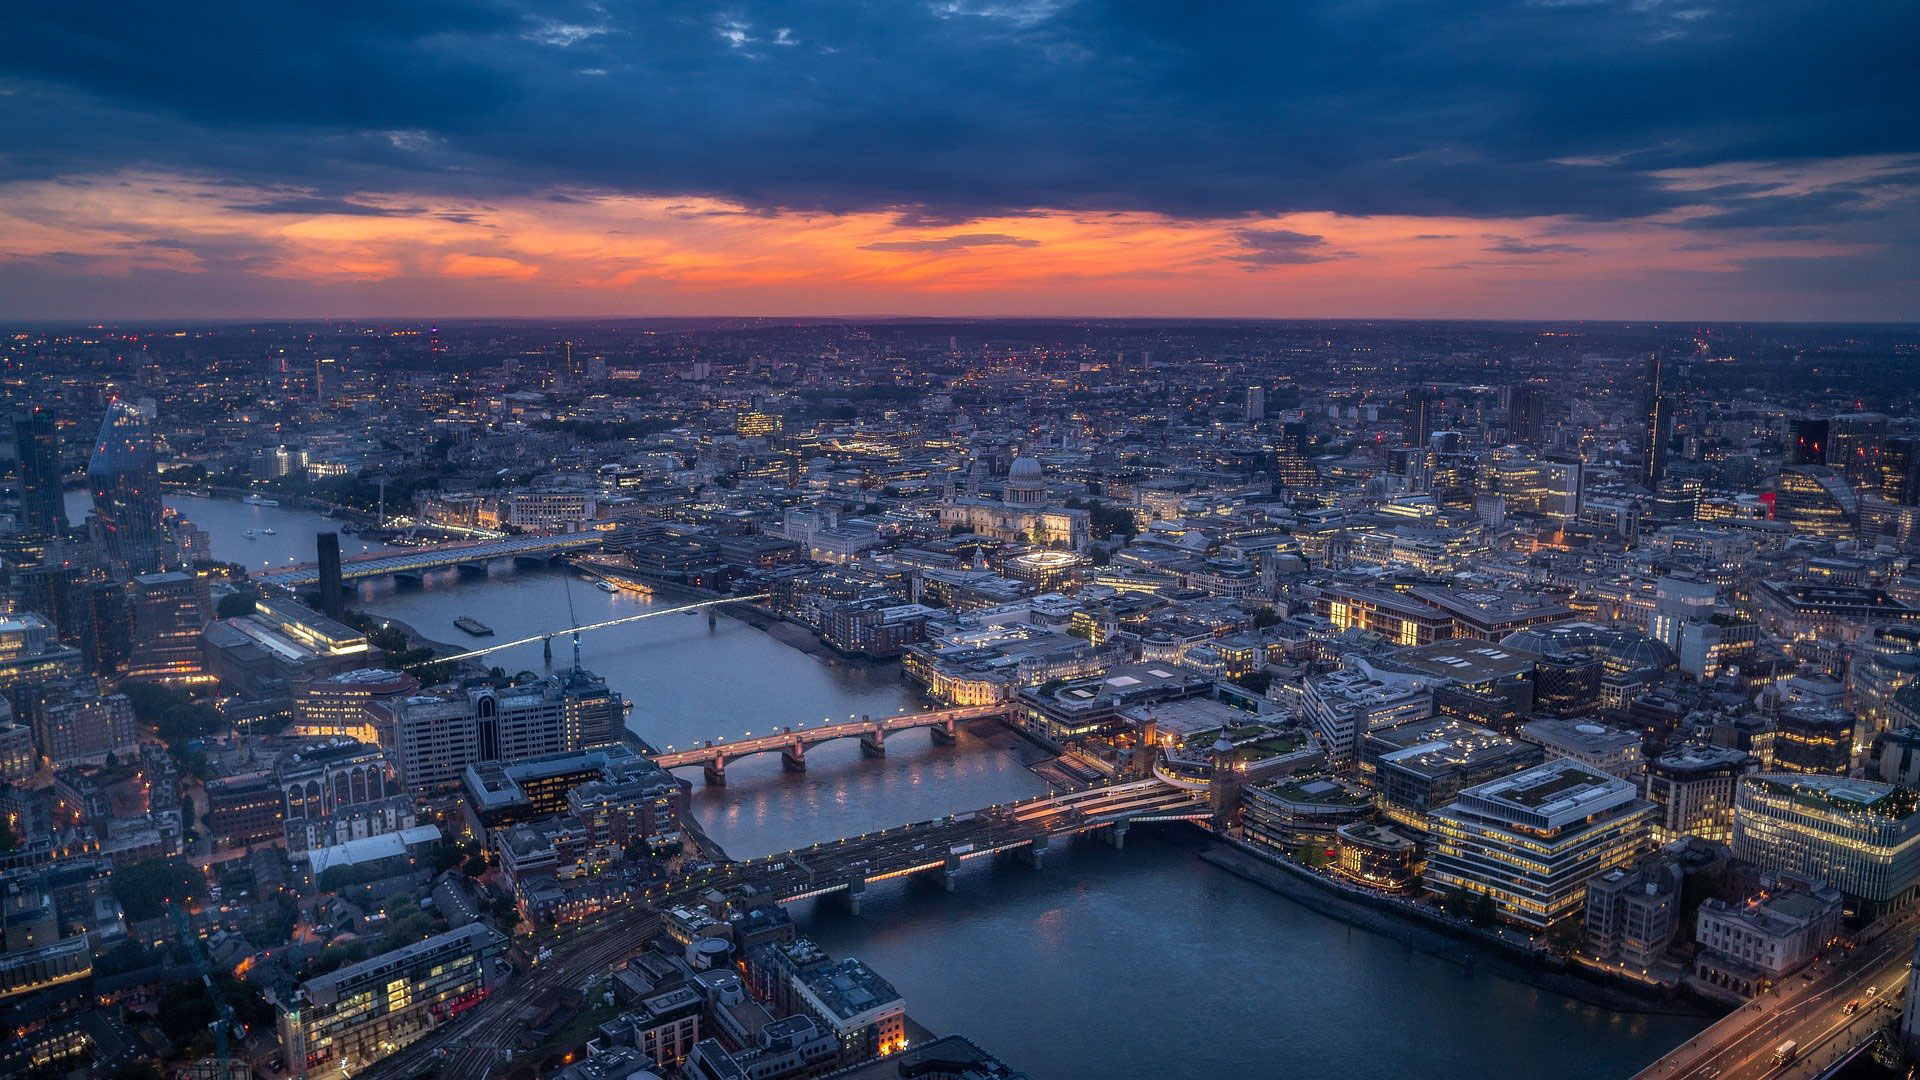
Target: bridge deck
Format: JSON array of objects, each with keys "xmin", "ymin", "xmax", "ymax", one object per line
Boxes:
[
  {"xmin": 260, "ymin": 531, "xmax": 603, "ymax": 587},
  {"xmin": 650, "ymin": 705, "xmax": 1006, "ymax": 767}
]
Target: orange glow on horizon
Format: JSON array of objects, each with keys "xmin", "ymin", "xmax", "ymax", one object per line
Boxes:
[{"xmin": 0, "ymin": 157, "xmax": 1909, "ymax": 318}]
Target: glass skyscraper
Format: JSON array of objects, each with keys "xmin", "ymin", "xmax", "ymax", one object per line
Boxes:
[
  {"xmin": 87, "ymin": 401, "xmax": 165, "ymax": 574},
  {"xmin": 12, "ymin": 407, "xmax": 66, "ymax": 540}
]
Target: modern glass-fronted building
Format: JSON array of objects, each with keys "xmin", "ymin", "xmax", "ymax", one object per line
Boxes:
[
  {"xmin": 1732, "ymin": 773, "xmax": 1920, "ymax": 915},
  {"xmin": 278, "ymin": 923, "xmax": 504, "ymax": 1080},
  {"xmin": 1427, "ymin": 759, "xmax": 1654, "ymax": 929},
  {"xmin": 87, "ymin": 400, "xmax": 165, "ymax": 574},
  {"xmin": 12, "ymin": 407, "xmax": 66, "ymax": 540}
]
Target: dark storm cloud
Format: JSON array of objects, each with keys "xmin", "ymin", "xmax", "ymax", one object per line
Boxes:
[
  {"xmin": 0, "ymin": 0, "xmax": 1916, "ymax": 227},
  {"xmin": 225, "ymin": 196, "xmax": 424, "ymax": 216},
  {"xmin": 1486, "ymin": 236, "xmax": 1585, "ymax": 255},
  {"xmin": 1228, "ymin": 229, "xmax": 1335, "ymax": 266},
  {"xmin": 861, "ymin": 233, "xmax": 1039, "ymax": 252}
]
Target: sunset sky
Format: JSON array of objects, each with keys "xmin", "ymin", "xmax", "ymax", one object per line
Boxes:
[{"xmin": 1, "ymin": 1, "xmax": 1915, "ymax": 320}]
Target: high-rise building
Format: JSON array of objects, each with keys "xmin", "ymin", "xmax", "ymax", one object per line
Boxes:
[
  {"xmin": 1883, "ymin": 437, "xmax": 1920, "ymax": 506},
  {"xmin": 125, "ymin": 571, "xmax": 212, "ymax": 685},
  {"xmin": 1272, "ymin": 421, "xmax": 1318, "ymax": 489},
  {"xmin": 1771, "ymin": 706, "xmax": 1855, "ymax": 776},
  {"xmin": 1645, "ymin": 745, "xmax": 1756, "ymax": 844},
  {"xmin": 313, "ymin": 356, "xmax": 339, "ymax": 403},
  {"xmin": 1828, "ymin": 412, "xmax": 1888, "ymax": 489},
  {"xmin": 1643, "ymin": 353, "xmax": 1671, "ymax": 489},
  {"xmin": 1245, "ymin": 385, "xmax": 1266, "ymax": 422},
  {"xmin": 1508, "ymin": 381, "xmax": 1548, "ymax": 447},
  {"xmin": 86, "ymin": 401, "xmax": 165, "ymax": 575},
  {"xmin": 1790, "ymin": 416, "xmax": 1830, "ymax": 466},
  {"xmin": 1426, "ymin": 759, "xmax": 1655, "ymax": 929},
  {"xmin": 12, "ymin": 408, "xmax": 66, "ymax": 540},
  {"xmin": 1406, "ymin": 388, "xmax": 1436, "ymax": 449},
  {"xmin": 316, "ymin": 532, "xmax": 345, "ymax": 621}
]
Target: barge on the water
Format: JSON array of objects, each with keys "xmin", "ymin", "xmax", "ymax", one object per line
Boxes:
[{"xmin": 453, "ymin": 616, "xmax": 494, "ymax": 637}]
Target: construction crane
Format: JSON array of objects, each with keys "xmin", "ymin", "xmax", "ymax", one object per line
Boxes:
[{"xmin": 169, "ymin": 900, "xmax": 248, "ymax": 1080}]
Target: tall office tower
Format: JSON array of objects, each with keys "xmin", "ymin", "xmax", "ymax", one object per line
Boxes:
[
  {"xmin": 1273, "ymin": 421, "xmax": 1319, "ymax": 489},
  {"xmin": 1245, "ymin": 385, "xmax": 1266, "ymax": 423},
  {"xmin": 125, "ymin": 570, "xmax": 212, "ymax": 685},
  {"xmin": 316, "ymin": 532, "xmax": 346, "ymax": 622},
  {"xmin": 1508, "ymin": 381, "xmax": 1548, "ymax": 447},
  {"xmin": 12, "ymin": 408, "xmax": 66, "ymax": 540},
  {"xmin": 1643, "ymin": 354, "xmax": 1672, "ymax": 489},
  {"xmin": 314, "ymin": 355, "xmax": 339, "ymax": 403},
  {"xmin": 1883, "ymin": 438, "xmax": 1920, "ymax": 506},
  {"xmin": 1406, "ymin": 388, "xmax": 1436, "ymax": 449},
  {"xmin": 1790, "ymin": 416, "xmax": 1830, "ymax": 466},
  {"xmin": 87, "ymin": 400, "xmax": 165, "ymax": 576},
  {"xmin": 1828, "ymin": 412, "xmax": 1889, "ymax": 489}
]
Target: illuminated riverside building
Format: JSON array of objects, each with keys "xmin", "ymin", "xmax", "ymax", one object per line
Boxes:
[
  {"xmin": 278, "ymin": 923, "xmax": 505, "ymax": 1080},
  {"xmin": 1360, "ymin": 716, "xmax": 1543, "ymax": 834},
  {"xmin": 87, "ymin": 400, "xmax": 167, "ymax": 575},
  {"xmin": 1239, "ymin": 775, "xmax": 1374, "ymax": 852},
  {"xmin": 1426, "ymin": 759, "xmax": 1655, "ymax": 930},
  {"xmin": 1732, "ymin": 774, "xmax": 1920, "ymax": 915},
  {"xmin": 1335, "ymin": 822, "xmax": 1418, "ymax": 891},
  {"xmin": 1300, "ymin": 661, "xmax": 1433, "ymax": 766},
  {"xmin": 392, "ymin": 669, "xmax": 627, "ymax": 792},
  {"xmin": 903, "ymin": 624, "xmax": 1121, "ymax": 706},
  {"xmin": 292, "ymin": 668, "xmax": 418, "ymax": 746}
]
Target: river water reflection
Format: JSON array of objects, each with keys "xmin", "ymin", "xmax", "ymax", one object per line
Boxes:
[{"xmin": 150, "ymin": 495, "xmax": 1701, "ymax": 1078}]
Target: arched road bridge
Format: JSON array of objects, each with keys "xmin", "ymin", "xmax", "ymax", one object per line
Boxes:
[{"xmin": 650, "ymin": 704, "xmax": 1009, "ymax": 783}]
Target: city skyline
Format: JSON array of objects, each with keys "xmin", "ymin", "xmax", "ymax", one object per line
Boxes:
[{"xmin": 1, "ymin": 2, "xmax": 1916, "ymax": 321}]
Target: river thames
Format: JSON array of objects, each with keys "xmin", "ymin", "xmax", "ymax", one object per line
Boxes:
[{"xmin": 119, "ymin": 493, "xmax": 1707, "ymax": 1079}]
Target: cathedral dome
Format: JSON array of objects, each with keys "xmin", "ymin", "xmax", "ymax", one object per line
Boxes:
[{"xmin": 1008, "ymin": 456, "xmax": 1043, "ymax": 481}]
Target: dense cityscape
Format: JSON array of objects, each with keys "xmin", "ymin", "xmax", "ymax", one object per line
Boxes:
[
  {"xmin": 0, "ymin": 320, "xmax": 1911, "ymax": 1080},
  {"xmin": 4, "ymin": 0, "xmax": 1918, "ymax": 1076}
]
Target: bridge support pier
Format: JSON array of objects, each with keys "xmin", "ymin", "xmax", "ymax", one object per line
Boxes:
[
  {"xmin": 1104, "ymin": 821, "xmax": 1129, "ymax": 850},
  {"xmin": 1024, "ymin": 836, "xmax": 1048, "ymax": 870},
  {"xmin": 844, "ymin": 878, "xmax": 866, "ymax": 915},
  {"xmin": 860, "ymin": 728, "xmax": 886, "ymax": 758},
  {"xmin": 943, "ymin": 854, "xmax": 961, "ymax": 892},
  {"xmin": 708, "ymin": 609, "xmax": 718, "ymax": 630},
  {"xmin": 929, "ymin": 717, "xmax": 957, "ymax": 746},
  {"xmin": 704, "ymin": 758, "xmax": 727, "ymax": 786},
  {"xmin": 782, "ymin": 742, "xmax": 807, "ymax": 772}
]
